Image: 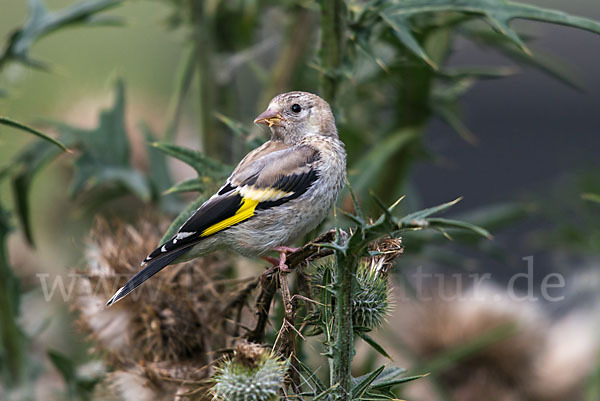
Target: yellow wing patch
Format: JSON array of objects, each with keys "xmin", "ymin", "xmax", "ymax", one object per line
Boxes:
[
  {"xmin": 239, "ymin": 185, "xmax": 293, "ymax": 202},
  {"xmin": 200, "ymin": 186, "xmax": 294, "ymax": 237},
  {"xmin": 200, "ymin": 198, "xmax": 259, "ymax": 237}
]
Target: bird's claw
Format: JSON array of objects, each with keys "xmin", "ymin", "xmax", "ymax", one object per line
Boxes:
[{"xmin": 260, "ymin": 247, "xmax": 299, "ymax": 286}]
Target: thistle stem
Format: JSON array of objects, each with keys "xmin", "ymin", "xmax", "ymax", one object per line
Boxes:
[
  {"xmin": 320, "ymin": 0, "xmax": 346, "ymax": 104},
  {"xmin": 332, "ymin": 246, "xmax": 358, "ymax": 400},
  {"xmin": 0, "ymin": 210, "xmax": 25, "ymax": 387}
]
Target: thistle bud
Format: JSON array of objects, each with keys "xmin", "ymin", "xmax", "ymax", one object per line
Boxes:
[
  {"xmin": 352, "ymin": 237, "xmax": 402, "ymax": 330},
  {"xmin": 211, "ymin": 343, "xmax": 287, "ymax": 401},
  {"xmin": 350, "ymin": 266, "xmax": 388, "ymax": 330}
]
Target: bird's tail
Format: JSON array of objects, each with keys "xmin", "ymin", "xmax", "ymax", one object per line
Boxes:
[{"xmin": 106, "ymin": 247, "xmax": 190, "ymax": 306}]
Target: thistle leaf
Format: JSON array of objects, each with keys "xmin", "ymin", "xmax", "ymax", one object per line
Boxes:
[
  {"xmin": 351, "ymin": 365, "xmax": 385, "ymax": 399},
  {"xmin": 0, "ymin": 0, "xmax": 123, "ymax": 70},
  {"xmin": 379, "ymin": 0, "xmax": 600, "ymax": 66},
  {"xmin": 164, "ymin": 178, "xmax": 207, "ymax": 194},
  {"xmin": 356, "ymin": 331, "xmax": 392, "ymax": 360},
  {"xmin": 151, "ymin": 142, "xmax": 232, "ymax": 177},
  {"xmin": 0, "ymin": 117, "xmax": 70, "ymax": 152},
  {"xmin": 400, "ymin": 197, "xmax": 462, "ymax": 223},
  {"xmin": 426, "ymin": 217, "xmax": 492, "ymax": 239},
  {"xmin": 55, "ymin": 81, "xmax": 152, "ymax": 201}
]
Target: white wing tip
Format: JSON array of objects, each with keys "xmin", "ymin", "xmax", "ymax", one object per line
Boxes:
[{"xmin": 106, "ymin": 286, "xmax": 125, "ymax": 307}]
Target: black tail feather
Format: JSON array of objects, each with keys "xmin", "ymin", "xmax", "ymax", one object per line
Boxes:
[{"xmin": 106, "ymin": 248, "xmax": 190, "ymax": 306}]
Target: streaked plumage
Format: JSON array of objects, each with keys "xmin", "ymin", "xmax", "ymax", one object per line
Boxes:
[{"xmin": 107, "ymin": 91, "xmax": 346, "ymax": 306}]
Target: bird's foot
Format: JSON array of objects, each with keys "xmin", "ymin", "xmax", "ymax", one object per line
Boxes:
[
  {"xmin": 273, "ymin": 246, "xmax": 300, "ymax": 254},
  {"xmin": 273, "ymin": 246, "xmax": 299, "ymax": 273},
  {"xmin": 260, "ymin": 247, "xmax": 300, "ymax": 286}
]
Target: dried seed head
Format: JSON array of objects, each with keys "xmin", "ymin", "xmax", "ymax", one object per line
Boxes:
[
  {"xmin": 367, "ymin": 237, "xmax": 403, "ymax": 277},
  {"xmin": 75, "ymin": 216, "xmax": 250, "ymax": 400},
  {"xmin": 398, "ymin": 285, "xmax": 547, "ymax": 401},
  {"xmin": 234, "ymin": 341, "xmax": 267, "ymax": 369},
  {"xmin": 75, "ymin": 216, "xmax": 222, "ymax": 363},
  {"xmin": 106, "ymin": 361, "xmax": 209, "ymax": 401}
]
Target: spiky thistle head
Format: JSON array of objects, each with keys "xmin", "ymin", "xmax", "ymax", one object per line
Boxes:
[
  {"xmin": 352, "ymin": 259, "xmax": 392, "ymax": 330},
  {"xmin": 211, "ymin": 343, "xmax": 287, "ymax": 401},
  {"xmin": 311, "ymin": 236, "xmax": 402, "ymax": 331}
]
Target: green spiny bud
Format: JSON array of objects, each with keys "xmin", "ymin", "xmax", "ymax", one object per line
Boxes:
[
  {"xmin": 352, "ymin": 258, "xmax": 391, "ymax": 330},
  {"xmin": 211, "ymin": 343, "xmax": 287, "ymax": 401},
  {"xmin": 311, "ymin": 237, "xmax": 401, "ymax": 331}
]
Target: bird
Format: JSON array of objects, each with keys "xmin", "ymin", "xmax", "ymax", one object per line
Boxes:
[{"xmin": 106, "ymin": 91, "xmax": 346, "ymax": 306}]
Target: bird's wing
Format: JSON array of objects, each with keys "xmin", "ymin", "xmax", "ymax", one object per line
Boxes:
[{"xmin": 106, "ymin": 143, "xmax": 319, "ymax": 306}]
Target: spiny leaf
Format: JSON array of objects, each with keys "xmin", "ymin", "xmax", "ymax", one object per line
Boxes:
[
  {"xmin": 434, "ymin": 102, "xmax": 477, "ymax": 144},
  {"xmin": 370, "ymin": 373, "xmax": 427, "ymax": 390},
  {"xmin": 0, "ymin": 117, "xmax": 70, "ymax": 152},
  {"xmin": 6, "ymin": 138, "xmax": 76, "ymax": 246},
  {"xmin": 55, "ymin": 80, "xmax": 152, "ymax": 201},
  {"xmin": 346, "ymin": 178, "xmax": 365, "ymax": 224},
  {"xmin": 463, "ymin": 27, "xmax": 582, "ymax": 90},
  {"xmin": 427, "ymin": 217, "xmax": 492, "ymax": 239},
  {"xmin": 152, "ymin": 142, "xmax": 232, "ymax": 177},
  {"xmin": 339, "ymin": 208, "xmax": 365, "ymax": 226},
  {"xmin": 139, "ymin": 123, "xmax": 183, "ymax": 214},
  {"xmin": 0, "ymin": 0, "xmax": 123, "ymax": 70},
  {"xmin": 164, "ymin": 177, "xmax": 207, "ymax": 194},
  {"xmin": 352, "ymin": 30, "xmax": 391, "ymax": 74},
  {"xmin": 164, "ymin": 46, "xmax": 197, "ymax": 142},
  {"xmin": 400, "ymin": 197, "xmax": 462, "ymax": 224},
  {"xmin": 369, "ymin": 367, "xmax": 407, "ymax": 387},
  {"xmin": 438, "ymin": 66, "xmax": 517, "ymax": 81},
  {"xmin": 295, "ymin": 358, "xmax": 328, "ymax": 395},
  {"xmin": 369, "ymin": 190, "xmax": 394, "ymax": 224},
  {"xmin": 352, "ymin": 365, "xmax": 385, "ymax": 399},
  {"xmin": 357, "ymin": 331, "xmax": 392, "ymax": 360},
  {"xmin": 314, "ymin": 384, "xmax": 339, "ymax": 401},
  {"xmin": 380, "ymin": 0, "xmax": 600, "ymax": 67},
  {"xmin": 215, "ymin": 112, "xmax": 263, "ymax": 150},
  {"xmin": 582, "ymin": 193, "xmax": 600, "ymax": 204},
  {"xmin": 380, "ymin": 13, "xmax": 438, "ymax": 69}
]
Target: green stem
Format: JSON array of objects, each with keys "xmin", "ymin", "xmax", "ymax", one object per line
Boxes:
[
  {"xmin": 0, "ymin": 207, "xmax": 25, "ymax": 387},
  {"xmin": 164, "ymin": 46, "xmax": 198, "ymax": 143},
  {"xmin": 190, "ymin": 1, "xmax": 220, "ymax": 157},
  {"xmin": 332, "ymin": 246, "xmax": 358, "ymax": 400},
  {"xmin": 320, "ymin": 0, "xmax": 346, "ymax": 104},
  {"xmin": 259, "ymin": 6, "xmax": 314, "ymax": 108}
]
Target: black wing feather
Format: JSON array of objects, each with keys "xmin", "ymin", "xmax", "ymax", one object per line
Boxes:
[
  {"xmin": 146, "ymin": 193, "xmax": 243, "ymax": 260},
  {"xmin": 256, "ymin": 169, "xmax": 319, "ymax": 210},
  {"xmin": 106, "ymin": 247, "xmax": 190, "ymax": 306}
]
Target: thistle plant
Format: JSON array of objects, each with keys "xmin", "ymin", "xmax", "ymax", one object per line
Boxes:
[{"xmin": 1, "ymin": 0, "xmax": 600, "ymax": 400}]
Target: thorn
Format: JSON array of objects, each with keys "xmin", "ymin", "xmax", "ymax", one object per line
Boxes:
[
  {"xmin": 389, "ymin": 195, "xmax": 406, "ymax": 212},
  {"xmin": 450, "ymin": 196, "xmax": 463, "ymax": 205}
]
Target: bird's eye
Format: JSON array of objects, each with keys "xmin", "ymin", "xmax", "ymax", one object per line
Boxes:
[{"xmin": 291, "ymin": 104, "xmax": 301, "ymax": 113}]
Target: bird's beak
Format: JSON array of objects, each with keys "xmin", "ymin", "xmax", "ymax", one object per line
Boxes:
[{"xmin": 254, "ymin": 108, "xmax": 286, "ymax": 127}]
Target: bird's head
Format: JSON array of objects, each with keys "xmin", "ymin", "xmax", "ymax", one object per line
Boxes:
[{"xmin": 254, "ymin": 91, "xmax": 337, "ymax": 143}]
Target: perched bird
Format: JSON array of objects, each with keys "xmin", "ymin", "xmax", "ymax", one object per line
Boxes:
[{"xmin": 106, "ymin": 91, "xmax": 346, "ymax": 306}]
